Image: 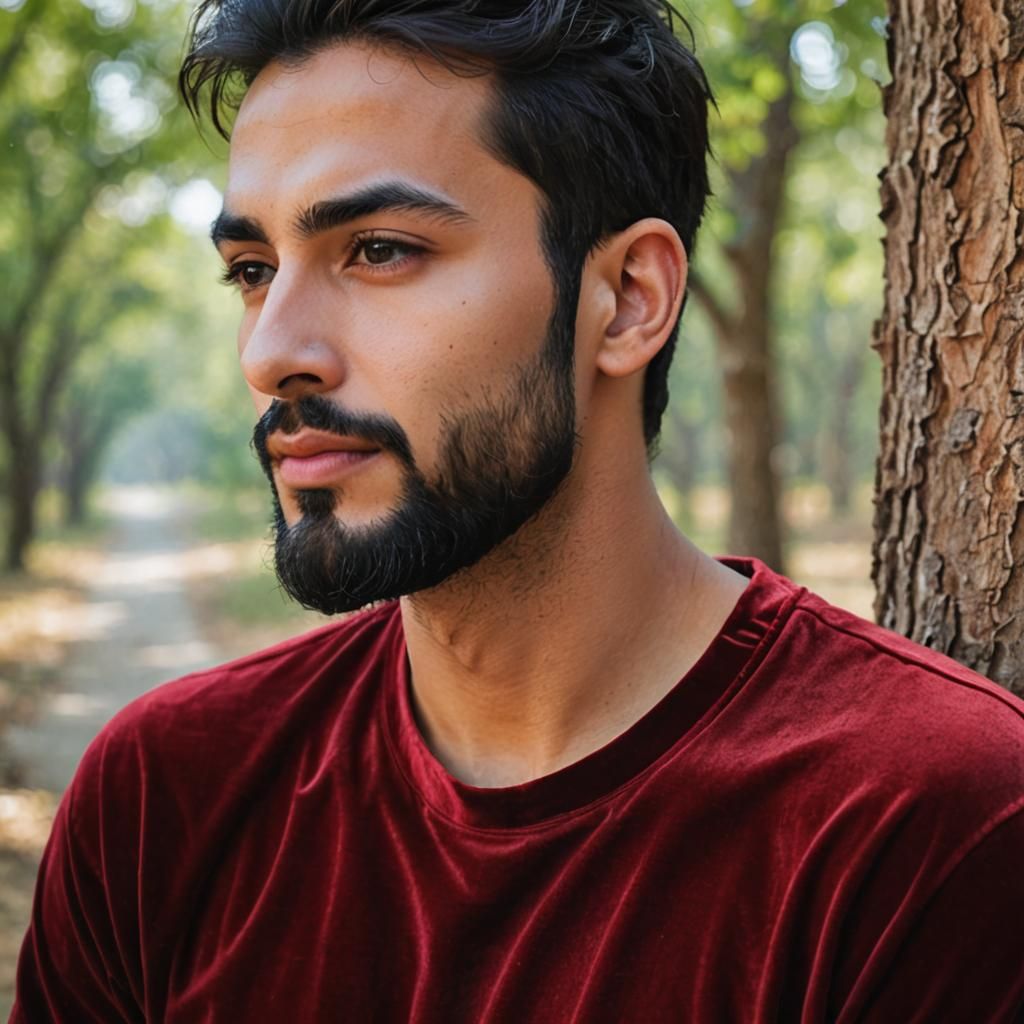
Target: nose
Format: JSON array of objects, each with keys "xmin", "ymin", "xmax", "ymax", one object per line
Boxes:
[{"xmin": 238, "ymin": 267, "xmax": 347, "ymax": 401}]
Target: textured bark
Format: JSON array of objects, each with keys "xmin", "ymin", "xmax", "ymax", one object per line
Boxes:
[{"xmin": 873, "ymin": 0, "xmax": 1024, "ymax": 691}]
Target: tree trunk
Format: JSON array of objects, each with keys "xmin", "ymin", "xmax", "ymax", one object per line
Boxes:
[
  {"xmin": 822, "ymin": 348, "xmax": 865, "ymax": 518},
  {"xmin": 689, "ymin": 73, "xmax": 796, "ymax": 572},
  {"xmin": 5, "ymin": 451, "xmax": 39, "ymax": 572},
  {"xmin": 0, "ymin": 302, "xmax": 87, "ymax": 569},
  {"xmin": 659, "ymin": 411, "xmax": 700, "ymax": 532},
  {"xmin": 872, "ymin": 0, "xmax": 1024, "ymax": 692},
  {"xmin": 60, "ymin": 405, "xmax": 116, "ymax": 528},
  {"xmin": 719, "ymin": 321, "xmax": 785, "ymax": 567},
  {"xmin": 822, "ymin": 434, "xmax": 852, "ymax": 519},
  {"xmin": 63, "ymin": 435, "xmax": 91, "ymax": 528}
]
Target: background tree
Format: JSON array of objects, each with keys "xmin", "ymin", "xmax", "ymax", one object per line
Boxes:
[
  {"xmin": 0, "ymin": 0, "xmax": 892, "ymax": 591},
  {"xmin": 872, "ymin": 0, "xmax": 1024, "ymax": 692},
  {"xmin": 57, "ymin": 317, "xmax": 158, "ymax": 527},
  {"xmin": 0, "ymin": 0, "xmax": 200, "ymax": 569},
  {"xmin": 775, "ymin": 123, "xmax": 885, "ymax": 520},
  {"xmin": 676, "ymin": 0, "xmax": 886, "ymax": 570}
]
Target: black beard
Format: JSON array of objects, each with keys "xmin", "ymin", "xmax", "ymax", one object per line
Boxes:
[{"xmin": 251, "ymin": 304, "xmax": 579, "ymax": 615}]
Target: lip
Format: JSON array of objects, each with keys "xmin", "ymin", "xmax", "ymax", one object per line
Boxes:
[
  {"xmin": 267, "ymin": 429, "xmax": 380, "ymax": 461},
  {"xmin": 268, "ymin": 430, "xmax": 381, "ymax": 489}
]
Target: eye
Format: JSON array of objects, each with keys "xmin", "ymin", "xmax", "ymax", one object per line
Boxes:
[
  {"xmin": 350, "ymin": 235, "xmax": 423, "ymax": 269},
  {"xmin": 221, "ymin": 261, "xmax": 276, "ymax": 292}
]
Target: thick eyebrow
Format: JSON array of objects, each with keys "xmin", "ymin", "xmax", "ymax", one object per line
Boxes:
[
  {"xmin": 210, "ymin": 211, "xmax": 270, "ymax": 248},
  {"xmin": 210, "ymin": 180, "xmax": 472, "ymax": 251},
  {"xmin": 294, "ymin": 180, "xmax": 473, "ymax": 239}
]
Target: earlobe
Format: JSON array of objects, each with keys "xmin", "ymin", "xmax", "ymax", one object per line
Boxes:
[{"xmin": 595, "ymin": 219, "xmax": 687, "ymax": 379}]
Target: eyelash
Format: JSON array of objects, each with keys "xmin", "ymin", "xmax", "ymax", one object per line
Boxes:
[
  {"xmin": 219, "ymin": 232, "xmax": 426, "ymax": 290},
  {"xmin": 219, "ymin": 263, "xmax": 267, "ymax": 289}
]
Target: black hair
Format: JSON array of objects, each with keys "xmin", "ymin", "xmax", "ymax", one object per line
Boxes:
[{"xmin": 180, "ymin": 0, "xmax": 713, "ymax": 451}]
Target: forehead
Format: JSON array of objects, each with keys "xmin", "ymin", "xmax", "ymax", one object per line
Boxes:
[{"xmin": 227, "ymin": 42, "xmax": 504, "ymax": 216}]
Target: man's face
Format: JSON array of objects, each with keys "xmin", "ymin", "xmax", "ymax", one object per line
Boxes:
[{"xmin": 216, "ymin": 43, "xmax": 579, "ymax": 612}]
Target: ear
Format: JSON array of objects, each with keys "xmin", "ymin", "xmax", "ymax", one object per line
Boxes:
[{"xmin": 591, "ymin": 219, "xmax": 687, "ymax": 379}]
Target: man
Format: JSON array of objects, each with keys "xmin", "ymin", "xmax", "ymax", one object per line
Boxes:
[{"xmin": 13, "ymin": 1, "xmax": 1024, "ymax": 1021}]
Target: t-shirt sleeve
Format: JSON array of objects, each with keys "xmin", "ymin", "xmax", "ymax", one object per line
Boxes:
[
  {"xmin": 838, "ymin": 802, "xmax": 1024, "ymax": 1024},
  {"xmin": 9, "ymin": 787, "xmax": 143, "ymax": 1024}
]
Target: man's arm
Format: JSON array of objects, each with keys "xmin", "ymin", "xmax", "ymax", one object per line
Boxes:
[
  {"xmin": 836, "ymin": 802, "xmax": 1024, "ymax": 1023},
  {"xmin": 11, "ymin": 786, "xmax": 143, "ymax": 1023}
]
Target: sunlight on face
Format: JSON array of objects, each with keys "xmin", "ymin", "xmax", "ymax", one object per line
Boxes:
[{"xmin": 217, "ymin": 43, "xmax": 579, "ymax": 610}]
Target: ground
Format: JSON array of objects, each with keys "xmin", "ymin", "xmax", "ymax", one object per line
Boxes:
[
  {"xmin": 0, "ymin": 488, "xmax": 327, "ymax": 1017},
  {"xmin": 0, "ymin": 483, "xmax": 872, "ymax": 1017}
]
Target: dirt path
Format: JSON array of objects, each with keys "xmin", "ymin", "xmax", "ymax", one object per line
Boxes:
[{"xmin": 0, "ymin": 487, "xmax": 224, "ymax": 1018}]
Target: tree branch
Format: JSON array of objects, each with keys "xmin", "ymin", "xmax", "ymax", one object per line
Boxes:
[
  {"xmin": 0, "ymin": 164, "xmax": 123, "ymax": 392},
  {"xmin": 0, "ymin": 0, "xmax": 47, "ymax": 95},
  {"xmin": 723, "ymin": 46, "xmax": 800, "ymax": 275},
  {"xmin": 31, "ymin": 321, "xmax": 83, "ymax": 440}
]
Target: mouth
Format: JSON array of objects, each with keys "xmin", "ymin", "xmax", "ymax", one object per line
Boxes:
[{"xmin": 267, "ymin": 430, "xmax": 382, "ymax": 489}]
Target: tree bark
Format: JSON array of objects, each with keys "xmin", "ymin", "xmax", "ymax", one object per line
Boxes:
[{"xmin": 873, "ymin": 0, "xmax": 1024, "ymax": 692}]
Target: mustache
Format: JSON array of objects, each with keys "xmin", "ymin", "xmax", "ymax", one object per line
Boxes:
[{"xmin": 251, "ymin": 395, "xmax": 414, "ymax": 474}]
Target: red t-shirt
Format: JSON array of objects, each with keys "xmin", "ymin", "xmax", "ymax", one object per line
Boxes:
[{"xmin": 12, "ymin": 559, "xmax": 1024, "ymax": 1022}]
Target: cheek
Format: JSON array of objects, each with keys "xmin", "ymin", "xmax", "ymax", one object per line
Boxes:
[
  {"xmin": 247, "ymin": 382, "xmax": 273, "ymax": 417},
  {"xmin": 400, "ymin": 260, "xmax": 554, "ymax": 380},
  {"xmin": 371, "ymin": 288, "xmax": 551, "ymax": 466}
]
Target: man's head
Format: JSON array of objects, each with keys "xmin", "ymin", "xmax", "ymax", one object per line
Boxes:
[{"xmin": 180, "ymin": 1, "xmax": 712, "ymax": 612}]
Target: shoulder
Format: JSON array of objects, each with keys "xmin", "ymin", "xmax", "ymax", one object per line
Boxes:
[
  {"xmin": 759, "ymin": 594, "xmax": 1024, "ymax": 1017},
  {"xmin": 104, "ymin": 600, "xmax": 398, "ymax": 740},
  {"xmin": 723, "ymin": 560, "xmax": 1024, "ymax": 774},
  {"xmin": 67, "ymin": 601, "xmax": 403, "ymax": 835},
  {"xmin": 39, "ymin": 602, "xmax": 404, "ymax": 997},
  {"xmin": 787, "ymin": 589, "xmax": 1024, "ymax": 739},
  {"xmin": 750, "ymin": 584, "xmax": 1024, "ymax": 833}
]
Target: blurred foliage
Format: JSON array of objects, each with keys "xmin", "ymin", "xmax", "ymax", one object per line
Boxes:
[
  {"xmin": 0, "ymin": 0, "xmax": 260, "ymax": 567},
  {"xmin": 2, "ymin": 0, "xmax": 889, "ymax": 568}
]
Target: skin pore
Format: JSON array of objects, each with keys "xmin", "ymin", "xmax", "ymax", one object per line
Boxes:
[{"xmin": 220, "ymin": 41, "xmax": 749, "ymax": 787}]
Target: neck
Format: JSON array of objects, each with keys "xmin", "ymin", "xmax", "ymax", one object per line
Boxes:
[{"xmin": 400, "ymin": 455, "xmax": 748, "ymax": 787}]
